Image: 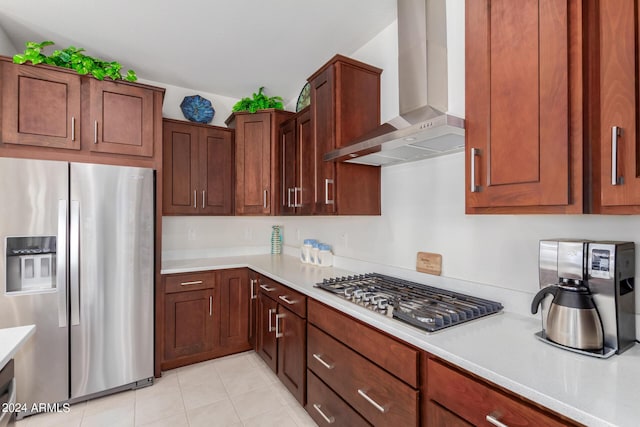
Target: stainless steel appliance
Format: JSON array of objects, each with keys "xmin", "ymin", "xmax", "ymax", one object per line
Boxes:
[
  {"xmin": 533, "ymin": 239, "xmax": 636, "ymax": 358},
  {"xmin": 316, "ymin": 273, "xmax": 503, "ymax": 332},
  {"xmin": 0, "ymin": 158, "xmax": 154, "ymax": 417}
]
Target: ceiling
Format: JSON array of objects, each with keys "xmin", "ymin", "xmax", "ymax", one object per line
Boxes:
[{"xmin": 0, "ymin": 0, "xmax": 396, "ymax": 103}]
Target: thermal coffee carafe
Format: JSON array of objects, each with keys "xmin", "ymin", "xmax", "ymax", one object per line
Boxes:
[
  {"xmin": 531, "ymin": 282, "xmax": 603, "ymax": 351},
  {"xmin": 533, "ymin": 240, "xmax": 636, "ymax": 358}
]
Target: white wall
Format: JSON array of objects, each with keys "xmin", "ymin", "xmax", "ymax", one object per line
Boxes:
[
  {"xmin": 0, "ymin": 24, "xmax": 17, "ymax": 56},
  {"xmin": 163, "ymin": 1, "xmax": 640, "ymax": 328},
  {"xmin": 138, "ymin": 79, "xmax": 238, "ymax": 127}
]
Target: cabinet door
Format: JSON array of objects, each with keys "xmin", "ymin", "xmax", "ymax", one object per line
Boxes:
[
  {"xmin": 276, "ymin": 305, "xmax": 306, "ymax": 405},
  {"xmin": 280, "ymin": 117, "xmax": 297, "ymax": 215},
  {"xmin": 88, "ymin": 79, "xmax": 154, "ymax": 157},
  {"xmin": 310, "ymin": 66, "xmax": 337, "ymax": 214},
  {"xmin": 599, "ymin": 0, "xmax": 640, "ymax": 208},
  {"xmin": 257, "ymin": 292, "xmax": 278, "ymax": 372},
  {"xmin": 1, "ymin": 62, "xmax": 81, "ymax": 150},
  {"xmin": 235, "ymin": 112, "xmax": 271, "ymax": 214},
  {"xmin": 163, "ymin": 120, "xmax": 199, "ymax": 214},
  {"xmin": 164, "ymin": 288, "xmax": 216, "ymax": 361},
  {"xmin": 248, "ymin": 271, "xmax": 259, "ymax": 351},
  {"xmin": 465, "ymin": 0, "xmax": 578, "ymax": 210},
  {"xmin": 219, "ymin": 269, "xmax": 251, "ymax": 352},
  {"xmin": 296, "ymin": 108, "xmax": 316, "ymax": 215},
  {"xmin": 200, "ymin": 127, "xmax": 233, "ymax": 214}
]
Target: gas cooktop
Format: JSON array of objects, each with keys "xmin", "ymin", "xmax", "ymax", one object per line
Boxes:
[{"xmin": 316, "ymin": 273, "xmax": 503, "ymax": 333}]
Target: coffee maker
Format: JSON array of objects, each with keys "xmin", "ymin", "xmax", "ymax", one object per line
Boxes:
[{"xmin": 534, "ymin": 239, "xmax": 636, "ymax": 358}]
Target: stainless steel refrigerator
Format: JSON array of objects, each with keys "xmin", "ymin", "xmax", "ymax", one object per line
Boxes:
[{"xmin": 0, "ymin": 158, "xmax": 154, "ymax": 417}]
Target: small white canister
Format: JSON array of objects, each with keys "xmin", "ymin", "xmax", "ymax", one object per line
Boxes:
[
  {"xmin": 300, "ymin": 239, "xmax": 316, "ymax": 263},
  {"xmin": 310, "ymin": 241, "xmax": 321, "ymax": 265},
  {"xmin": 317, "ymin": 244, "xmax": 333, "ymax": 267}
]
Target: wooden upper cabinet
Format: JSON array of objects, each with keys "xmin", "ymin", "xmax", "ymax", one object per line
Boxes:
[
  {"xmin": 280, "ymin": 116, "xmax": 297, "ymax": 215},
  {"xmin": 596, "ymin": 0, "xmax": 640, "ymax": 211},
  {"xmin": 230, "ymin": 109, "xmax": 294, "ymax": 215},
  {"xmin": 1, "ymin": 62, "xmax": 81, "ymax": 150},
  {"xmin": 163, "ymin": 118, "xmax": 233, "ymax": 215},
  {"xmin": 465, "ymin": 0, "xmax": 584, "ymax": 213},
  {"xmin": 1, "ymin": 58, "xmax": 164, "ymax": 162},
  {"xmin": 86, "ymin": 78, "xmax": 154, "ymax": 157},
  {"xmin": 308, "ymin": 55, "xmax": 382, "ymax": 215},
  {"xmin": 280, "ymin": 107, "xmax": 314, "ymax": 215}
]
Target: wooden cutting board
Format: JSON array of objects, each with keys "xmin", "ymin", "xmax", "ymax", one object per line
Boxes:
[{"xmin": 416, "ymin": 252, "xmax": 442, "ymax": 276}]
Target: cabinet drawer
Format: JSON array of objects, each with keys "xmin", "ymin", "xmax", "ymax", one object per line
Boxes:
[
  {"xmin": 306, "ymin": 370, "xmax": 370, "ymax": 427},
  {"xmin": 308, "ymin": 299, "xmax": 418, "ymax": 387},
  {"xmin": 308, "ymin": 325, "xmax": 418, "ymax": 427},
  {"xmin": 259, "ymin": 276, "xmax": 307, "ymax": 318},
  {"xmin": 427, "ymin": 358, "xmax": 576, "ymax": 427},
  {"xmin": 164, "ymin": 272, "xmax": 215, "ymax": 293}
]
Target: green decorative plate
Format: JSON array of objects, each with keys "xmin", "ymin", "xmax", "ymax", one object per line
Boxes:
[{"xmin": 296, "ymin": 82, "xmax": 311, "ymax": 112}]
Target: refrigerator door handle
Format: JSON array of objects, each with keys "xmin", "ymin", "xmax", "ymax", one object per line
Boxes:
[
  {"xmin": 57, "ymin": 200, "xmax": 68, "ymax": 328},
  {"xmin": 70, "ymin": 200, "xmax": 80, "ymax": 326}
]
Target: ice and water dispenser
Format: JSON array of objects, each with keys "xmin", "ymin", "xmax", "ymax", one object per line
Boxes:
[{"xmin": 5, "ymin": 236, "xmax": 57, "ymax": 293}]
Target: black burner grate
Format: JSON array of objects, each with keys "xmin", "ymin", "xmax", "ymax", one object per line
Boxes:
[{"xmin": 316, "ymin": 273, "xmax": 503, "ymax": 332}]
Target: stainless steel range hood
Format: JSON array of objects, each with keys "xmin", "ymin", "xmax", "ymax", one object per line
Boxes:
[{"xmin": 324, "ymin": 0, "xmax": 464, "ymax": 166}]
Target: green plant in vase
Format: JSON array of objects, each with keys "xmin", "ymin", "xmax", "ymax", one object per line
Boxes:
[
  {"xmin": 232, "ymin": 86, "xmax": 284, "ymax": 113},
  {"xmin": 13, "ymin": 40, "xmax": 137, "ymax": 82}
]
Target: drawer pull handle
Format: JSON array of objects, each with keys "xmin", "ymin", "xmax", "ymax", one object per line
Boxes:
[
  {"xmin": 313, "ymin": 404, "xmax": 335, "ymax": 424},
  {"xmin": 486, "ymin": 413, "xmax": 509, "ymax": 427},
  {"xmin": 312, "ymin": 353, "xmax": 334, "ymax": 370},
  {"xmin": 611, "ymin": 126, "xmax": 622, "ymax": 185},
  {"xmin": 275, "ymin": 313, "xmax": 285, "ymax": 338},
  {"xmin": 260, "ymin": 284, "xmax": 276, "ymax": 292},
  {"xmin": 250, "ymin": 279, "xmax": 257, "ymax": 299},
  {"xmin": 278, "ymin": 295, "xmax": 296, "ymax": 305},
  {"xmin": 470, "ymin": 148, "xmax": 480, "ymax": 192},
  {"xmin": 180, "ymin": 280, "xmax": 203, "ymax": 286},
  {"xmin": 357, "ymin": 389, "xmax": 387, "ymax": 413},
  {"xmin": 268, "ymin": 308, "xmax": 276, "ymax": 332}
]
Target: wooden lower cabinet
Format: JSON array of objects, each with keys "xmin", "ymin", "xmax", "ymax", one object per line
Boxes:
[
  {"xmin": 164, "ymin": 289, "xmax": 217, "ymax": 362},
  {"xmin": 307, "ymin": 300, "xmax": 419, "ymax": 427},
  {"xmin": 160, "ymin": 271, "xmax": 584, "ymax": 427},
  {"xmin": 306, "ymin": 370, "xmax": 370, "ymax": 427},
  {"xmin": 255, "ymin": 275, "xmax": 307, "ymax": 404},
  {"xmin": 425, "ymin": 358, "xmax": 582, "ymax": 427},
  {"xmin": 219, "ymin": 268, "xmax": 251, "ymax": 353},
  {"xmin": 160, "ymin": 268, "xmax": 252, "ymax": 370},
  {"xmin": 308, "ymin": 325, "xmax": 418, "ymax": 427},
  {"xmin": 276, "ymin": 305, "xmax": 306, "ymax": 403},
  {"xmin": 248, "ymin": 270, "xmax": 259, "ymax": 350},
  {"xmin": 256, "ymin": 291, "xmax": 279, "ymax": 372}
]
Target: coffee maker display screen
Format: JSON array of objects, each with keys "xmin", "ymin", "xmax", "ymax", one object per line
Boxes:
[{"xmin": 591, "ymin": 249, "xmax": 612, "ymax": 279}]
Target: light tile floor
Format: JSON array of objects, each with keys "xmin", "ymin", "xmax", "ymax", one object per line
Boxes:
[{"xmin": 16, "ymin": 351, "xmax": 318, "ymax": 427}]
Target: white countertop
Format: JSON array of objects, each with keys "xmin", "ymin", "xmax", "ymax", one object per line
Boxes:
[
  {"xmin": 0, "ymin": 325, "xmax": 35, "ymax": 369},
  {"xmin": 163, "ymin": 255, "xmax": 640, "ymax": 427}
]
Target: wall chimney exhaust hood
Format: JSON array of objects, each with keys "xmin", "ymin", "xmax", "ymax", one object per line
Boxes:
[{"xmin": 324, "ymin": 0, "xmax": 464, "ymax": 166}]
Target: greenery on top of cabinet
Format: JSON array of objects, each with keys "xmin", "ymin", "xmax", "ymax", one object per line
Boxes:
[
  {"xmin": 232, "ymin": 86, "xmax": 284, "ymax": 113},
  {"xmin": 13, "ymin": 41, "xmax": 137, "ymax": 82}
]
